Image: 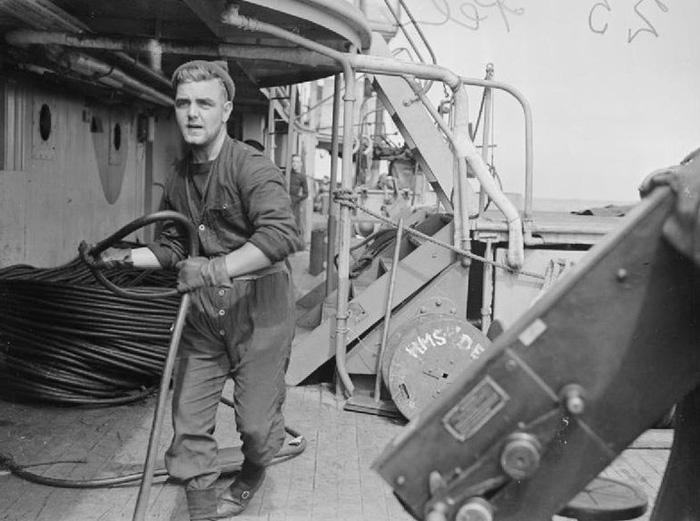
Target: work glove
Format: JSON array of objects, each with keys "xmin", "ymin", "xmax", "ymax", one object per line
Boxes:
[
  {"xmin": 176, "ymin": 256, "xmax": 231, "ymax": 292},
  {"xmin": 639, "ymin": 147, "xmax": 700, "ymax": 267},
  {"xmin": 79, "ymin": 241, "xmax": 132, "ymax": 269}
]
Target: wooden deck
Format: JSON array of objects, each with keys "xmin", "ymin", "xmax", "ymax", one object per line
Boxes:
[
  {"xmin": 0, "ymin": 384, "xmax": 669, "ymax": 521},
  {"xmin": 0, "ymin": 382, "xmax": 414, "ymax": 521},
  {"xmin": 0, "ymin": 249, "xmax": 674, "ymax": 521},
  {"xmin": 0, "ymin": 381, "xmax": 673, "ymax": 521}
]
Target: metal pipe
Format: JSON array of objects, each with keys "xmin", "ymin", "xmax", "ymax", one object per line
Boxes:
[
  {"xmin": 459, "ymin": 76, "xmax": 534, "ymax": 224},
  {"xmin": 112, "ymin": 51, "xmax": 171, "ymax": 90},
  {"xmin": 332, "ymin": 50, "xmax": 534, "ymax": 231},
  {"xmin": 145, "ymin": 38, "xmax": 163, "ymax": 74},
  {"xmin": 266, "ymin": 88, "xmax": 277, "ymax": 161},
  {"xmin": 348, "ymin": 52, "xmax": 461, "ymax": 90},
  {"xmin": 132, "ymin": 293, "xmax": 190, "ymax": 521},
  {"xmin": 381, "ymin": 0, "xmax": 437, "ymax": 97},
  {"xmin": 44, "ymin": 47, "xmax": 173, "ymax": 106},
  {"xmin": 396, "ymin": 0, "xmax": 437, "ymax": 65},
  {"xmin": 452, "ymin": 88, "xmax": 524, "ymax": 269},
  {"xmin": 37, "ymin": 49, "xmax": 168, "ymax": 107},
  {"xmin": 479, "ymin": 64, "xmax": 495, "ymax": 214},
  {"xmin": 374, "ymin": 217, "xmax": 404, "ymax": 402},
  {"xmin": 4, "ymin": 1, "xmax": 173, "ymax": 100},
  {"xmin": 335, "ymin": 58, "xmax": 358, "ymax": 398},
  {"xmin": 325, "ymin": 74, "xmax": 341, "ymax": 298},
  {"xmin": 481, "ymin": 238, "xmax": 495, "ymax": 332},
  {"xmin": 5, "ymin": 29, "xmax": 339, "ymax": 68},
  {"xmin": 447, "ymin": 102, "xmax": 463, "ymax": 262},
  {"xmin": 409, "ymin": 81, "xmax": 524, "ymax": 269},
  {"xmin": 283, "ymin": 84, "xmax": 298, "ymax": 193},
  {"xmin": 381, "ymin": 0, "xmax": 425, "ymax": 64},
  {"xmin": 0, "ymin": 0, "xmax": 84, "ymax": 32},
  {"xmin": 451, "ymin": 86, "xmax": 472, "ymax": 267},
  {"xmin": 221, "ymin": 5, "xmax": 357, "ymax": 397}
]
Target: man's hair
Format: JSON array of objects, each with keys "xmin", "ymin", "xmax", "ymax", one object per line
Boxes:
[{"xmin": 171, "ymin": 60, "xmax": 236, "ymax": 101}]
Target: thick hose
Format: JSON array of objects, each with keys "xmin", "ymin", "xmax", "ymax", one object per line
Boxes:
[
  {"xmin": 0, "ymin": 430, "xmax": 305, "ymax": 489},
  {"xmin": 80, "ymin": 210, "xmax": 198, "ymax": 300}
]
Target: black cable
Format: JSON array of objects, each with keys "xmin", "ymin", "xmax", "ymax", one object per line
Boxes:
[
  {"xmin": 0, "ymin": 398, "xmax": 306, "ymax": 488},
  {"xmin": 0, "ymin": 258, "xmax": 179, "ymax": 406}
]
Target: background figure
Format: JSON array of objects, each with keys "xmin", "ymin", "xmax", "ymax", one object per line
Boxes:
[{"xmin": 289, "ymin": 154, "xmax": 309, "ymax": 250}]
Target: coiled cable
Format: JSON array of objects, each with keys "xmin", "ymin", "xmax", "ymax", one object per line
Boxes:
[{"xmin": 0, "ymin": 251, "xmax": 179, "ymax": 406}]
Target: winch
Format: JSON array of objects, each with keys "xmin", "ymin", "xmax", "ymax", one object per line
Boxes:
[{"xmin": 373, "ymin": 188, "xmax": 700, "ymax": 521}]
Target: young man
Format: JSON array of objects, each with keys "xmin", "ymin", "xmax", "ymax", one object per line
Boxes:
[{"xmin": 98, "ymin": 60, "xmax": 299, "ymax": 519}]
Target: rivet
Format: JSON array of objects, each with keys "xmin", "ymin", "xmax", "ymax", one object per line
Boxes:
[
  {"xmin": 616, "ymin": 268, "xmax": 628, "ymax": 282},
  {"xmin": 396, "ymin": 475, "xmax": 406, "ymax": 486},
  {"xmin": 455, "ymin": 497, "xmax": 493, "ymax": 521},
  {"xmin": 560, "ymin": 384, "xmax": 586, "ymax": 415},
  {"xmin": 500, "ymin": 433, "xmax": 542, "ymax": 480}
]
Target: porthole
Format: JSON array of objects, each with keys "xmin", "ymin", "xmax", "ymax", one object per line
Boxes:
[
  {"xmin": 113, "ymin": 123, "xmax": 122, "ymax": 151},
  {"xmin": 39, "ymin": 103, "xmax": 52, "ymax": 141}
]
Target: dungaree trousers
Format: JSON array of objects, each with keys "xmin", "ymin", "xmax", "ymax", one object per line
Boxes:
[{"xmin": 164, "ymin": 268, "xmax": 295, "ymax": 491}]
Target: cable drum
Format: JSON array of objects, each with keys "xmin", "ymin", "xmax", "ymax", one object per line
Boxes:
[
  {"xmin": 0, "ymin": 256, "xmax": 179, "ymax": 406},
  {"xmin": 381, "ymin": 313, "xmax": 491, "ymax": 420}
]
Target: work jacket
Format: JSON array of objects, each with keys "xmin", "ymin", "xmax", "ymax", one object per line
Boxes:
[{"xmin": 149, "ymin": 137, "xmax": 299, "ymax": 267}]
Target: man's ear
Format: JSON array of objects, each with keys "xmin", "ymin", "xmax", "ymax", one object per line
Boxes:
[{"xmin": 222, "ymin": 100, "xmax": 233, "ymax": 122}]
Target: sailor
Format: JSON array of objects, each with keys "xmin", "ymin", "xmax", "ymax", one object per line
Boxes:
[
  {"xmin": 288, "ymin": 153, "xmax": 308, "ymax": 250},
  {"xmin": 96, "ymin": 60, "xmax": 299, "ymax": 519}
]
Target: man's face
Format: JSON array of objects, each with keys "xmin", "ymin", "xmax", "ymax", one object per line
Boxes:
[
  {"xmin": 174, "ymin": 78, "xmax": 232, "ymax": 149},
  {"xmin": 291, "ymin": 156, "xmax": 302, "ymax": 172}
]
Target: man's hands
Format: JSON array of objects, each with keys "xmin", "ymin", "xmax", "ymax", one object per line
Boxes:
[
  {"xmin": 639, "ymin": 148, "xmax": 700, "ymax": 266},
  {"xmin": 176, "ymin": 256, "xmax": 231, "ymax": 292},
  {"xmin": 79, "ymin": 242, "xmax": 133, "ymax": 269},
  {"xmin": 99, "ymin": 247, "xmax": 133, "ymax": 268}
]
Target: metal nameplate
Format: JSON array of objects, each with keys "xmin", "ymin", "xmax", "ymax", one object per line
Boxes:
[{"xmin": 442, "ymin": 376, "xmax": 510, "ymax": 442}]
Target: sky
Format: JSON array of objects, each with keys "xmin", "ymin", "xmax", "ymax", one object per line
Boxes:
[{"xmin": 381, "ymin": 0, "xmax": 700, "ymax": 203}]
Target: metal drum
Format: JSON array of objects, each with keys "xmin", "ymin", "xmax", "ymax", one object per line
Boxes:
[{"xmin": 382, "ymin": 313, "xmax": 491, "ymax": 420}]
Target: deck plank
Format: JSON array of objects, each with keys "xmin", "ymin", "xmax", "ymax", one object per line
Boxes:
[{"xmin": 0, "ymin": 384, "xmax": 673, "ymax": 521}]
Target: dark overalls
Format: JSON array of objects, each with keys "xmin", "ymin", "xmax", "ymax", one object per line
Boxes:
[{"xmin": 148, "ymin": 137, "xmax": 299, "ymax": 491}]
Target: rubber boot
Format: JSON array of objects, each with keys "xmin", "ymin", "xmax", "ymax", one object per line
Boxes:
[
  {"xmin": 185, "ymin": 488, "xmax": 219, "ymax": 521},
  {"xmin": 217, "ymin": 461, "xmax": 266, "ymax": 517}
]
